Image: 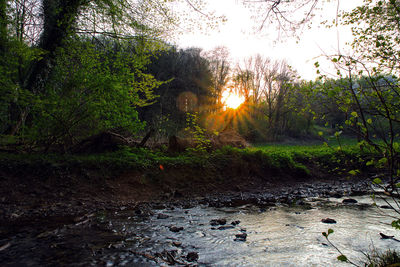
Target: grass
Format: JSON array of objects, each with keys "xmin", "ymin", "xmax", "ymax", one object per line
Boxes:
[
  {"xmin": 0, "ymin": 137, "xmax": 378, "ymax": 183},
  {"xmin": 363, "ymin": 250, "xmax": 400, "ymax": 267}
]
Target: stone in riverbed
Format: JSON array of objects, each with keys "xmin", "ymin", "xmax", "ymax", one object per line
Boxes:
[
  {"xmin": 231, "ymin": 220, "xmax": 241, "ymax": 226},
  {"xmin": 169, "ymin": 226, "xmax": 184, "ymax": 233},
  {"xmin": 217, "ymin": 225, "xmax": 235, "ymax": 230},
  {"xmin": 342, "ymin": 199, "xmax": 358, "ymax": 204},
  {"xmin": 234, "ymin": 233, "xmax": 247, "ymax": 242},
  {"xmin": 172, "ymin": 241, "xmax": 182, "ymax": 247},
  {"xmin": 186, "ymin": 252, "xmax": 199, "ymax": 262},
  {"xmin": 210, "ymin": 218, "xmax": 226, "ymax": 226},
  {"xmin": 321, "ymin": 218, "xmax": 336, "ymax": 224},
  {"xmin": 157, "ymin": 213, "xmax": 169, "ymax": 219}
]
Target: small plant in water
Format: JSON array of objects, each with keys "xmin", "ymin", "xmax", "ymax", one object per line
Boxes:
[
  {"xmin": 363, "ymin": 249, "xmax": 400, "ymax": 267},
  {"xmin": 323, "ymin": 229, "xmax": 400, "ymax": 266}
]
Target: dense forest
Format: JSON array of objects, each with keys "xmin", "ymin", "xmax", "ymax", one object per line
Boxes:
[{"xmin": 1, "ymin": 0, "xmax": 400, "ymax": 266}]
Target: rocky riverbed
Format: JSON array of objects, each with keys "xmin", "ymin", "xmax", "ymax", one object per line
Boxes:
[{"xmin": 3, "ymin": 177, "xmax": 398, "ymax": 266}]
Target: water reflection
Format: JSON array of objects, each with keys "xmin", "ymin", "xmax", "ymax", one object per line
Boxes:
[{"xmin": 105, "ymin": 196, "xmax": 400, "ymax": 266}]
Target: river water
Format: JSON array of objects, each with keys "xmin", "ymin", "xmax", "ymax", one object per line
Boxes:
[{"xmin": 98, "ymin": 195, "xmax": 400, "ymax": 266}]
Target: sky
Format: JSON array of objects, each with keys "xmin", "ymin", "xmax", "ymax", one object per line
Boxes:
[{"xmin": 174, "ymin": 0, "xmax": 364, "ymax": 81}]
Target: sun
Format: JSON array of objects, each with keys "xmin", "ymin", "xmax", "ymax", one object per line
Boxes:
[{"xmin": 222, "ymin": 90, "xmax": 245, "ymax": 109}]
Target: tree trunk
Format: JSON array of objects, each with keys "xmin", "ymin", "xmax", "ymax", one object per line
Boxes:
[
  {"xmin": 25, "ymin": 0, "xmax": 82, "ymax": 94},
  {"xmin": 8, "ymin": 0, "xmax": 83, "ymax": 135}
]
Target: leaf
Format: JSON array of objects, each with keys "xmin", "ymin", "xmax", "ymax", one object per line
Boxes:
[
  {"xmin": 378, "ymin": 158, "xmax": 388, "ymax": 165},
  {"xmin": 366, "ymin": 160, "xmax": 374, "ymax": 166},
  {"xmin": 337, "ymin": 255, "xmax": 348, "ymax": 262},
  {"xmin": 318, "ymin": 131, "xmax": 323, "ymax": 136},
  {"xmin": 392, "ymin": 219, "xmax": 400, "ymax": 230},
  {"xmin": 348, "ymin": 170, "xmax": 359, "ymax": 176},
  {"xmin": 322, "ymin": 232, "xmax": 327, "ymax": 237},
  {"xmin": 373, "ymin": 178, "xmax": 382, "ymax": 184},
  {"xmin": 367, "ymin": 118, "xmax": 372, "ymax": 124},
  {"xmin": 351, "ymin": 111, "xmax": 358, "ymax": 117},
  {"xmin": 328, "ymin": 229, "xmax": 334, "ymax": 235}
]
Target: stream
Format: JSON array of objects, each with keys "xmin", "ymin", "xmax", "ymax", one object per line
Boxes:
[
  {"xmin": 96, "ymin": 195, "xmax": 400, "ymax": 266},
  {"xmin": 1, "ymin": 191, "xmax": 399, "ymax": 266}
]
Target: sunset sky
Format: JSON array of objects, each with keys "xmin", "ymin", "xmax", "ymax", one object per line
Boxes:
[{"xmin": 174, "ymin": 0, "xmax": 364, "ymax": 81}]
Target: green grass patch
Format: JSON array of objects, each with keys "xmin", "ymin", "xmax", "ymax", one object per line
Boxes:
[{"xmin": 0, "ymin": 139, "xmax": 378, "ymax": 182}]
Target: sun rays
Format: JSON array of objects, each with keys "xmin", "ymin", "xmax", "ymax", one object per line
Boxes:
[{"xmin": 221, "ymin": 90, "xmax": 245, "ymax": 109}]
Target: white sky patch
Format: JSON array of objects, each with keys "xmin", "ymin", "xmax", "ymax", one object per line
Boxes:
[{"xmin": 173, "ymin": 0, "xmax": 364, "ymax": 81}]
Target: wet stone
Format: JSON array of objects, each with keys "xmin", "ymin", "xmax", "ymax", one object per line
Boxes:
[
  {"xmin": 157, "ymin": 213, "xmax": 169, "ymax": 219},
  {"xmin": 210, "ymin": 218, "xmax": 227, "ymax": 226},
  {"xmin": 186, "ymin": 252, "xmax": 199, "ymax": 262},
  {"xmin": 169, "ymin": 226, "xmax": 184, "ymax": 233},
  {"xmin": 342, "ymin": 199, "xmax": 358, "ymax": 204},
  {"xmin": 172, "ymin": 241, "xmax": 182, "ymax": 247},
  {"xmin": 231, "ymin": 220, "xmax": 241, "ymax": 226},
  {"xmin": 321, "ymin": 218, "xmax": 337, "ymax": 224},
  {"xmin": 217, "ymin": 225, "xmax": 235, "ymax": 230},
  {"xmin": 234, "ymin": 233, "xmax": 247, "ymax": 242}
]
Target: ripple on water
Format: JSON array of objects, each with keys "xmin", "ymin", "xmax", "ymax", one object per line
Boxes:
[{"xmin": 105, "ymin": 197, "xmax": 400, "ymax": 267}]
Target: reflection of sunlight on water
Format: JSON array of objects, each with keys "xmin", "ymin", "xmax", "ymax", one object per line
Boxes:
[{"xmin": 109, "ymin": 196, "xmax": 400, "ymax": 266}]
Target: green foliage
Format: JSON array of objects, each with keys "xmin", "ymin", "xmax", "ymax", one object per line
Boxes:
[
  {"xmin": 185, "ymin": 112, "xmax": 211, "ymax": 153},
  {"xmin": 22, "ymin": 38, "xmax": 163, "ymax": 148},
  {"xmin": 342, "ymin": 0, "xmax": 400, "ymax": 73},
  {"xmin": 392, "ymin": 220, "xmax": 400, "ymax": 230}
]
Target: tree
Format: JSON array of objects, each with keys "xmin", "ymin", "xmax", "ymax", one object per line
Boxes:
[
  {"xmin": 203, "ymin": 46, "xmax": 230, "ymax": 108},
  {"xmin": 0, "ymin": 0, "xmax": 221, "ymax": 148},
  {"xmin": 243, "ymin": 0, "xmax": 319, "ymax": 36},
  {"xmin": 141, "ymin": 46, "xmax": 214, "ymax": 139},
  {"xmin": 314, "ymin": 0, "xmax": 400, "ymax": 239},
  {"xmin": 342, "ymin": 0, "xmax": 400, "ymax": 74}
]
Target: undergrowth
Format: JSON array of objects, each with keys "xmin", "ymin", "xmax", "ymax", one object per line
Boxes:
[{"xmin": 0, "ymin": 141, "xmax": 377, "ymax": 182}]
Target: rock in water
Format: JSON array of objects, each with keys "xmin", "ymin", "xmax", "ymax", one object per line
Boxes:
[
  {"xmin": 342, "ymin": 199, "xmax": 358, "ymax": 204},
  {"xmin": 217, "ymin": 225, "xmax": 235, "ymax": 230},
  {"xmin": 210, "ymin": 218, "xmax": 227, "ymax": 226},
  {"xmin": 234, "ymin": 233, "xmax": 247, "ymax": 241},
  {"xmin": 169, "ymin": 226, "xmax": 184, "ymax": 233},
  {"xmin": 186, "ymin": 252, "xmax": 199, "ymax": 262},
  {"xmin": 380, "ymin": 233, "xmax": 394, "ymax": 239},
  {"xmin": 321, "ymin": 218, "xmax": 337, "ymax": 224},
  {"xmin": 157, "ymin": 213, "xmax": 169, "ymax": 219}
]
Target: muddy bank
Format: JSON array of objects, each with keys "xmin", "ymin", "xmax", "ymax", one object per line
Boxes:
[{"xmin": 0, "ymin": 157, "xmax": 372, "ymax": 225}]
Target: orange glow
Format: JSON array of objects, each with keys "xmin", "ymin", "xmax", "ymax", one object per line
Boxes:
[{"xmin": 221, "ymin": 90, "xmax": 245, "ymax": 109}]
